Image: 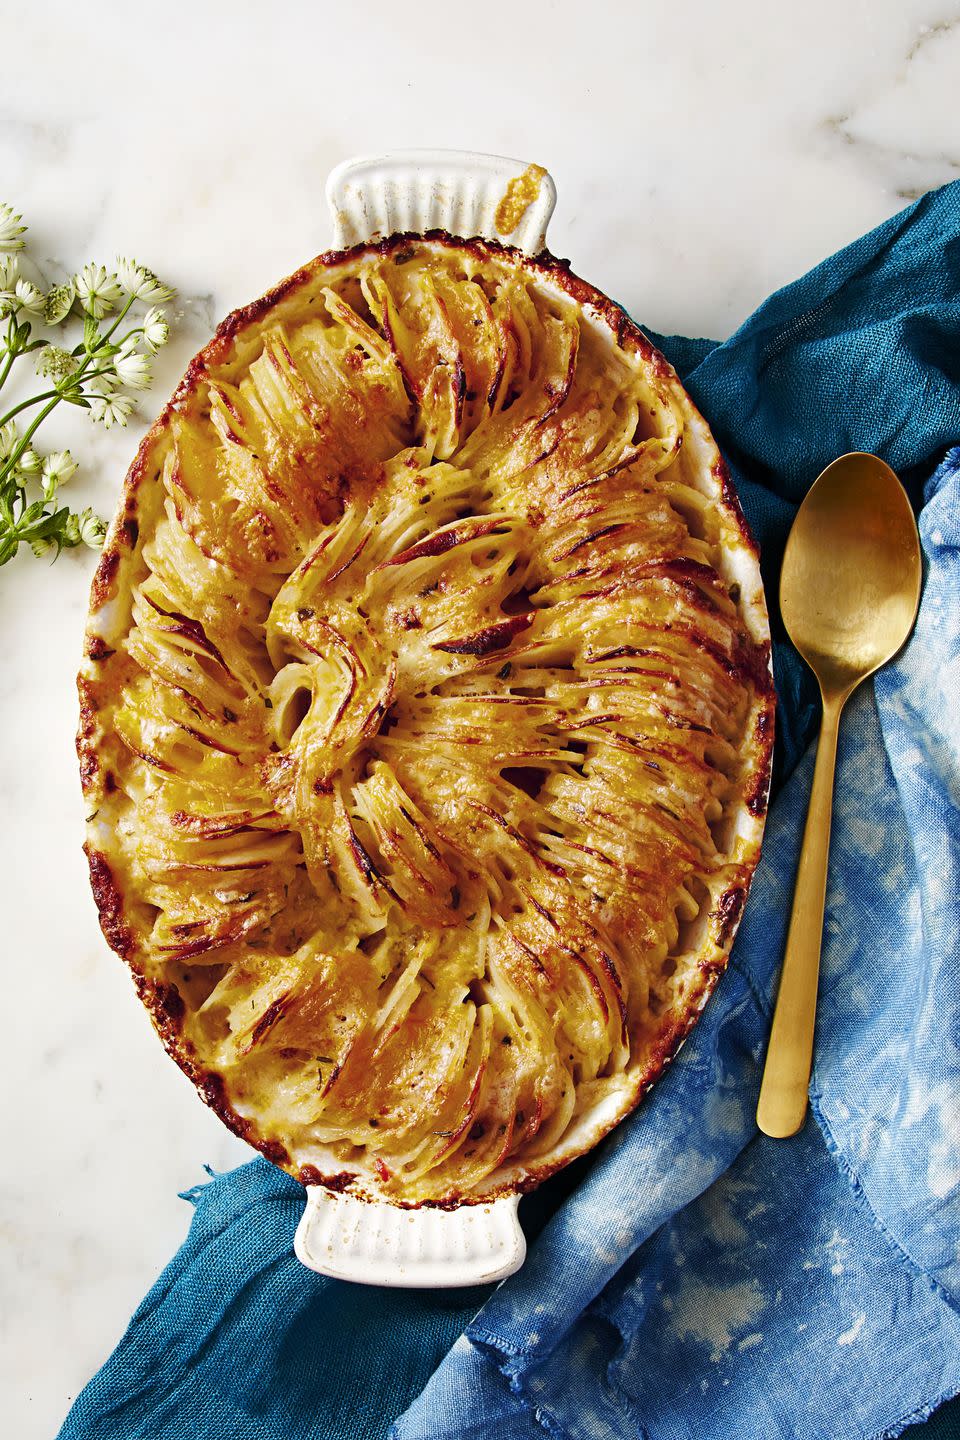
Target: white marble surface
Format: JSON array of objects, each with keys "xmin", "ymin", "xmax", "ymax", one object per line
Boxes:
[{"xmin": 2, "ymin": 1, "xmax": 958, "ymax": 1434}]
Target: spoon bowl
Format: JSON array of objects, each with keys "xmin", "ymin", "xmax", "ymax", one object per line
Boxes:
[
  {"xmin": 780, "ymin": 453, "xmax": 922, "ymax": 695},
  {"xmin": 757, "ymin": 452, "xmax": 922, "ymax": 1138}
]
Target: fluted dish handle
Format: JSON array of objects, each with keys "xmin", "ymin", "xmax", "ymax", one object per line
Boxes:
[
  {"xmin": 295, "ymin": 1187, "xmax": 526, "ymax": 1288},
  {"xmin": 326, "ymin": 150, "xmax": 557, "ymax": 254}
]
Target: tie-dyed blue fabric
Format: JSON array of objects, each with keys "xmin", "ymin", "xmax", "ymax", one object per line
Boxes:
[{"xmin": 60, "ymin": 183, "xmax": 960, "ymax": 1440}]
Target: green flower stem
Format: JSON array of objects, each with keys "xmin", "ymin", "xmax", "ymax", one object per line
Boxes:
[
  {"xmin": 0, "ymin": 394, "xmax": 61, "ymax": 490},
  {"xmin": 0, "ymin": 386, "xmax": 59, "ymax": 426},
  {"xmin": 98, "ymin": 294, "xmax": 137, "ymax": 345},
  {"xmin": 0, "ymin": 316, "xmax": 26, "ymax": 401},
  {"xmin": 0, "ymin": 347, "xmax": 17, "ymax": 398}
]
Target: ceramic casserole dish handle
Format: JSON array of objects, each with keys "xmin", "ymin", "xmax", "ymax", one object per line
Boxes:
[
  {"xmin": 294, "ymin": 150, "xmax": 556, "ymax": 1287},
  {"xmin": 294, "ymin": 1185, "xmax": 526, "ymax": 1288},
  {"xmin": 326, "ymin": 149, "xmax": 556, "ymax": 253}
]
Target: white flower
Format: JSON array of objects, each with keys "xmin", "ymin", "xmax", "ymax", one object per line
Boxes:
[
  {"xmin": 113, "ymin": 340, "xmax": 152, "ymax": 390},
  {"xmin": 44, "ymin": 280, "xmax": 74, "ymax": 325},
  {"xmin": 0, "ymin": 257, "xmax": 23, "ymax": 315},
  {"xmin": 0, "ymin": 420, "xmax": 19, "ymax": 459},
  {"xmin": 74, "ymin": 263, "xmax": 124, "ymax": 319},
  {"xmin": 35, "ymin": 345, "xmax": 78, "ymax": 384},
  {"xmin": 116, "ymin": 256, "xmax": 174, "ymax": 303},
  {"xmin": 41, "ymin": 449, "xmax": 77, "ymax": 489},
  {"xmin": 17, "ymin": 447, "xmax": 42, "ymax": 474},
  {"xmin": 30, "ymin": 535, "xmax": 57, "ymax": 559},
  {"xmin": 89, "ymin": 389, "xmax": 134, "ymax": 428},
  {"xmin": 0, "ymin": 202, "xmax": 26, "ymax": 252},
  {"xmin": 14, "ymin": 277, "xmax": 45, "ymax": 315},
  {"xmin": 78, "ymin": 507, "xmax": 107, "ymax": 549},
  {"xmin": 86, "ymin": 373, "xmax": 119, "ymax": 403},
  {"xmin": 141, "ymin": 305, "xmax": 169, "ymax": 351}
]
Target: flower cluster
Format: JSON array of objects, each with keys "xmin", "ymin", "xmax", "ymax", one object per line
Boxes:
[{"xmin": 0, "ymin": 203, "xmax": 174, "ymax": 565}]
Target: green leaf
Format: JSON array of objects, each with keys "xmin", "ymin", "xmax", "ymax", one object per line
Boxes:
[
  {"xmin": 19, "ymin": 498, "xmax": 46, "ymax": 527},
  {"xmin": 33, "ymin": 505, "xmax": 70, "ymax": 535},
  {"xmin": 83, "ymin": 314, "xmax": 100, "ymax": 352}
]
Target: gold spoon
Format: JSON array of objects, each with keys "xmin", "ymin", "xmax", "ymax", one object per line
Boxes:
[{"xmin": 756, "ymin": 452, "xmax": 922, "ymax": 1138}]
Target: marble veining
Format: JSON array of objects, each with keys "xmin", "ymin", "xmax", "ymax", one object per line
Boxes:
[{"xmin": 1, "ymin": 3, "xmax": 956, "ymax": 1436}]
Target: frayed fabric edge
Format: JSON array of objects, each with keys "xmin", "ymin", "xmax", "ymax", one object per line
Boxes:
[
  {"xmin": 811, "ymin": 1096, "xmax": 960, "ymax": 1324},
  {"xmin": 467, "ymin": 1332, "xmax": 579, "ymax": 1440},
  {"xmin": 178, "ymin": 1163, "xmax": 219, "ymax": 1206},
  {"xmin": 468, "ymin": 1321, "xmax": 655, "ymax": 1440},
  {"xmin": 811, "ymin": 1098, "xmax": 960, "ymax": 1439},
  {"xmin": 875, "ymin": 1381, "xmax": 960, "ymax": 1440}
]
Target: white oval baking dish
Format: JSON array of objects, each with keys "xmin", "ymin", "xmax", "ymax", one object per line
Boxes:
[{"xmin": 72, "ymin": 142, "xmax": 771, "ymax": 1285}]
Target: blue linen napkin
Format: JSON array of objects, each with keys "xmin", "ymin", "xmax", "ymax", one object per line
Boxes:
[{"xmin": 59, "ymin": 181, "xmax": 960, "ymax": 1440}]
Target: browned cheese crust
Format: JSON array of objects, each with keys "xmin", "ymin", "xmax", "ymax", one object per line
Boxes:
[{"xmin": 78, "ymin": 234, "xmax": 774, "ymax": 1205}]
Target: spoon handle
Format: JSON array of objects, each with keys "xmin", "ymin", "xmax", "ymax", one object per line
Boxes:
[{"xmin": 756, "ymin": 694, "xmax": 843, "ymax": 1138}]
